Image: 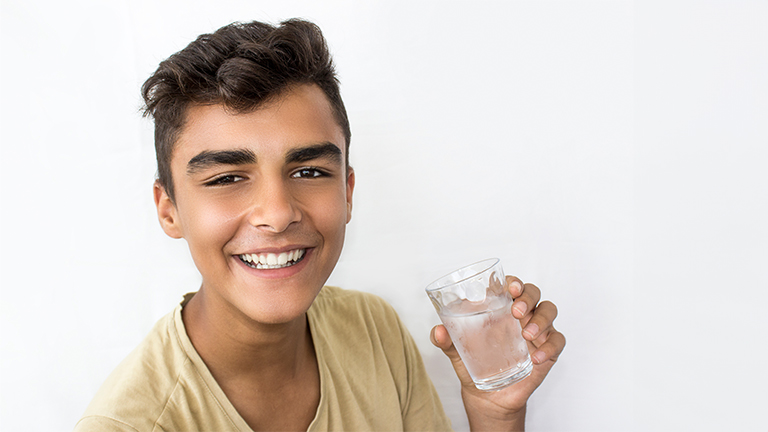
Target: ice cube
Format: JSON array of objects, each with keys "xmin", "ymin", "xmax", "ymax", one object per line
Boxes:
[
  {"xmin": 440, "ymin": 291, "xmax": 460, "ymax": 307},
  {"xmin": 488, "ymin": 271, "xmax": 505, "ymax": 295},
  {"xmin": 446, "ymin": 310, "xmax": 489, "ymax": 333},
  {"xmin": 465, "ymin": 283, "xmax": 487, "ymax": 303},
  {"xmin": 486, "ymin": 296, "xmax": 508, "ymax": 311}
]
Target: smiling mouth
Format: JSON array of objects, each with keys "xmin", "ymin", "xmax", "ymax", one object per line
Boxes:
[{"xmin": 238, "ymin": 249, "xmax": 306, "ymax": 270}]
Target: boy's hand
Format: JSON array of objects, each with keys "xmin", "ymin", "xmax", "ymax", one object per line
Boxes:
[{"xmin": 430, "ymin": 276, "xmax": 565, "ymax": 432}]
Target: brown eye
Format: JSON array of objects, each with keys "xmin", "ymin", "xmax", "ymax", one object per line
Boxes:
[
  {"xmin": 205, "ymin": 175, "xmax": 244, "ymax": 186},
  {"xmin": 291, "ymin": 168, "xmax": 325, "ymax": 179}
]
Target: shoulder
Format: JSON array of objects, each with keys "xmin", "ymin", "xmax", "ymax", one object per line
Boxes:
[
  {"xmin": 307, "ymin": 287, "xmax": 453, "ymax": 431},
  {"xmin": 74, "ymin": 415, "xmax": 140, "ymax": 432},
  {"xmin": 310, "ymin": 286, "xmax": 404, "ymax": 333},
  {"xmin": 309, "ymin": 286, "xmax": 412, "ymax": 367},
  {"xmin": 76, "ymin": 309, "xmax": 189, "ymax": 432},
  {"xmin": 312, "ymin": 285, "xmax": 399, "ymax": 318}
]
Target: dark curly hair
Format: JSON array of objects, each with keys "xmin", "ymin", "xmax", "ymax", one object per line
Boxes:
[{"xmin": 142, "ymin": 18, "xmax": 350, "ymax": 203}]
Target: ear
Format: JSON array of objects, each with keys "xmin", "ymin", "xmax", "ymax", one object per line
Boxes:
[
  {"xmin": 153, "ymin": 180, "xmax": 183, "ymax": 239},
  {"xmin": 345, "ymin": 167, "xmax": 355, "ymax": 224}
]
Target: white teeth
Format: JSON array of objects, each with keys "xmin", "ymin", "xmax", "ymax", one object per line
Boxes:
[{"xmin": 239, "ymin": 249, "xmax": 306, "ymax": 269}]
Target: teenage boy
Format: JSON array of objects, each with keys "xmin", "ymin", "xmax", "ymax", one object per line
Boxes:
[{"xmin": 75, "ymin": 19, "xmax": 565, "ymax": 432}]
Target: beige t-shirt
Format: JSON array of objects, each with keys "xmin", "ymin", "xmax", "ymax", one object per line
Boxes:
[{"xmin": 75, "ymin": 286, "xmax": 453, "ymax": 431}]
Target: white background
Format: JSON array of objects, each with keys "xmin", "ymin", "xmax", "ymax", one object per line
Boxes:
[{"xmin": 1, "ymin": 1, "xmax": 766, "ymax": 431}]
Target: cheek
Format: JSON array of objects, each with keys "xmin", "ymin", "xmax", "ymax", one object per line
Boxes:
[
  {"xmin": 179, "ymin": 196, "xmax": 246, "ymax": 256},
  {"xmin": 312, "ymin": 190, "xmax": 349, "ymax": 240}
]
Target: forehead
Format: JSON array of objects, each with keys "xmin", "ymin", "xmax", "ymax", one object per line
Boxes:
[{"xmin": 172, "ymin": 84, "xmax": 346, "ymax": 168}]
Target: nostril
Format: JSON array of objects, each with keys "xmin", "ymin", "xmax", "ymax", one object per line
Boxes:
[{"xmin": 247, "ymin": 197, "xmax": 301, "ymax": 232}]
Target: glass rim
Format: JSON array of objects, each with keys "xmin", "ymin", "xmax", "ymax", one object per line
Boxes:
[{"xmin": 424, "ymin": 258, "xmax": 500, "ymax": 292}]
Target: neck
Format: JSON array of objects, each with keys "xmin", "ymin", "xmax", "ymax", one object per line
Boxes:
[
  {"xmin": 181, "ymin": 287, "xmax": 321, "ymax": 431},
  {"xmin": 181, "ymin": 287, "xmax": 315, "ymax": 384}
]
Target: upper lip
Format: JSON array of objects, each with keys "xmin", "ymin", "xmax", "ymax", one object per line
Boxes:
[{"xmin": 235, "ymin": 245, "xmax": 312, "ymax": 255}]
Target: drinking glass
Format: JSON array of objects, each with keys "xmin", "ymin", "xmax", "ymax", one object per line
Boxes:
[{"xmin": 426, "ymin": 258, "xmax": 533, "ymax": 391}]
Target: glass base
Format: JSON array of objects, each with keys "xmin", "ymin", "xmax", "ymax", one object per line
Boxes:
[{"xmin": 473, "ymin": 357, "xmax": 534, "ymax": 391}]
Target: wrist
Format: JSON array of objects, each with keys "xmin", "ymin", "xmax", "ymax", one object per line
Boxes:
[
  {"xmin": 464, "ymin": 396, "xmax": 526, "ymax": 432},
  {"xmin": 468, "ymin": 408, "xmax": 525, "ymax": 432}
]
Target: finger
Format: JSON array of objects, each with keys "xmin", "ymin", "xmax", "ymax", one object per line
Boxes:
[
  {"xmin": 430, "ymin": 324, "xmax": 454, "ymax": 351},
  {"xmin": 529, "ymin": 329, "xmax": 566, "ymax": 365},
  {"xmin": 430, "ymin": 325, "xmax": 464, "ymax": 368},
  {"xmin": 506, "ymin": 275, "xmax": 525, "ymax": 298},
  {"xmin": 511, "ymin": 282, "xmax": 542, "ymax": 319},
  {"xmin": 521, "ymin": 300, "xmax": 558, "ymax": 341},
  {"xmin": 430, "ymin": 325, "xmax": 474, "ymax": 385}
]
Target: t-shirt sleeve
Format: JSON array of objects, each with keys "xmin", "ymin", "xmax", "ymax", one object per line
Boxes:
[
  {"xmin": 73, "ymin": 416, "xmax": 141, "ymax": 432},
  {"xmin": 395, "ymin": 314, "xmax": 455, "ymax": 432}
]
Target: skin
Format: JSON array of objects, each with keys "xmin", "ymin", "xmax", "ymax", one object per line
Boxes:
[
  {"xmin": 154, "ymin": 83, "xmax": 565, "ymax": 431},
  {"xmin": 431, "ymin": 276, "xmax": 566, "ymax": 431},
  {"xmin": 154, "ymin": 84, "xmax": 354, "ymax": 431}
]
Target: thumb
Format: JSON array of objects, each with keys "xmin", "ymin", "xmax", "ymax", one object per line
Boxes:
[{"xmin": 430, "ymin": 325, "xmax": 474, "ymax": 386}]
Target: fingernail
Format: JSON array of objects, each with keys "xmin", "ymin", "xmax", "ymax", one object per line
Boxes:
[
  {"xmin": 523, "ymin": 323, "xmax": 539, "ymax": 339},
  {"xmin": 511, "ymin": 281, "xmax": 523, "ymax": 295},
  {"xmin": 513, "ymin": 301, "xmax": 527, "ymax": 317},
  {"xmin": 533, "ymin": 350, "xmax": 546, "ymax": 364}
]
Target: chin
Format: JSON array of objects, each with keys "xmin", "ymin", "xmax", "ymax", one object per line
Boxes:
[{"xmin": 233, "ymin": 285, "xmax": 321, "ymax": 325}]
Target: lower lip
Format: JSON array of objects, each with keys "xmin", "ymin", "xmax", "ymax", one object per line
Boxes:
[{"xmin": 234, "ymin": 249, "xmax": 313, "ymax": 280}]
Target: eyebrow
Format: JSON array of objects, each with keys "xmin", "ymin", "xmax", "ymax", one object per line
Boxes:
[
  {"xmin": 285, "ymin": 142, "xmax": 343, "ymax": 165},
  {"xmin": 186, "ymin": 142, "xmax": 342, "ymax": 175},
  {"xmin": 186, "ymin": 148, "xmax": 257, "ymax": 174}
]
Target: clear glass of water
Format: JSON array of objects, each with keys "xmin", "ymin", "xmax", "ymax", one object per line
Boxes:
[{"xmin": 426, "ymin": 258, "xmax": 533, "ymax": 391}]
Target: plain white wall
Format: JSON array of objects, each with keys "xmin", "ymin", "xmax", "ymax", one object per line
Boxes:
[{"xmin": 0, "ymin": 1, "xmax": 765, "ymax": 431}]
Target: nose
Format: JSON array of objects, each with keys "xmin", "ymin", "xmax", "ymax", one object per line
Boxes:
[{"xmin": 246, "ymin": 179, "xmax": 301, "ymax": 233}]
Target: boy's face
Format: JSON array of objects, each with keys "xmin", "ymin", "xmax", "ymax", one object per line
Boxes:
[{"xmin": 154, "ymin": 84, "xmax": 354, "ymax": 325}]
